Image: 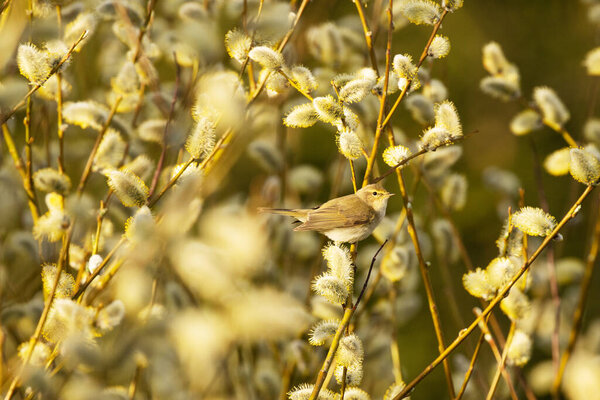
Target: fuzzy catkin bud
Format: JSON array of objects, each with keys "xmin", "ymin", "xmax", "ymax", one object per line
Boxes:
[
  {"xmin": 105, "ymin": 169, "xmax": 149, "ymax": 207},
  {"xmin": 435, "ymin": 100, "xmax": 462, "ymax": 139},
  {"xmin": 33, "ymin": 168, "xmax": 71, "ymax": 195},
  {"xmin": 17, "ymin": 342, "xmax": 51, "ymax": 366},
  {"xmin": 335, "ymin": 364, "xmax": 364, "ymax": 387},
  {"xmin": 500, "ymin": 288, "xmax": 530, "ymax": 321},
  {"xmin": 313, "ymin": 95, "xmax": 344, "ymax": 123},
  {"xmin": 533, "ymin": 86, "xmax": 570, "ymax": 127},
  {"xmin": 124, "ymin": 155, "xmax": 153, "ymax": 181},
  {"xmin": 381, "ymin": 245, "xmax": 413, "ymax": 282},
  {"xmin": 512, "ymin": 206, "xmax": 557, "ymax": 237},
  {"xmin": 322, "ymin": 243, "xmax": 353, "ymax": 284},
  {"xmin": 94, "ymin": 129, "xmax": 126, "ymax": 171},
  {"xmin": 431, "ymin": 219, "xmax": 459, "ymax": 263},
  {"xmin": 186, "ymin": 117, "xmax": 216, "ymax": 160},
  {"xmin": 428, "ymin": 35, "xmax": 450, "ymax": 58},
  {"xmin": 584, "ymin": 47, "xmax": 600, "ymax": 76},
  {"xmin": 544, "ymin": 147, "xmax": 571, "ymax": 176},
  {"xmin": 442, "ymin": 0, "xmax": 463, "ymax": 11},
  {"xmin": 291, "ymin": 65, "xmax": 318, "ymax": 94},
  {"xmin": 420, "ymin": 126, "xmax": 451, "ymax": 149},
  {"xmin": 338, "ymin": 78, "xmax": 373, "ymax": 104},
  {"xmin": 399, "ymin": 0, "xmax": 442, "ymax": 25},
  {"xmin": 313, "ymin": 273, "xmax": 348, "ymax": 305},
  {"xmin": 486, "ymin": 257, "xmax": 518, "ymax": 291},
  {"xmin": 507, "ymin": 330, "xmax": 532, "ymax": 366},
  {"xmin": 64, "ymin": 12, "xmax": 97, "ymax": 50},
  {"xmin": 480, "ymin": 76, "xmax": 520, "ymax": 101},
  {"xmin": 584, "ymin": 118, "xmax": 600, "ymax": 143},
  {"xmin": 383, "ymin": 145, "xmax": 412, "ymax": 167},
  {"xmin": 384, "ymin": 382, "xmax": 408, "ymax": 400},
  {"xmin": 248, "ymin": 46, "xmax": 285, "ymax": 70},
  {"xmin": 308, "ymin": 320, "xmax": 339, "ymax": 346},
  {"xmin": 96, "ymin": 300, "xmax": 125, "ymax": 332},
  {"xmin": 63, "ymin": 100, "xmax": 109, "ymax": 130},
  {"xmin": 17, "ymin": 43, "xmax": 52, "ymax": 84},
  {"xmin": 462, "ymin": 268, "xmax": 496, "ymax": 300},
  {"xmin": 337, "ymin": 129, "xmax": 363, "ymax": 160},
  {"xmin": 225, "ymin": 29, "xmax": 252, "ymax": 63},
  {"xmin": 510, "ymin": 109, "xmax": 542, "ymax": 135},
  {"xmin": 569, "ymin": 148, "xmax": 600, "ymax": 185},
  {"xmin": 423, "ymin": 79, "xmax": 448, "ymax": 102},
  {"xmin": 112, "ymin": 61, "xmax": 140, "ymax": 94},
  {"xmin": 336, "ymin": 333, "xmax": 364, "ymax": 367},
  {"xmin": 137, "ymin": 119, "xmax": 166, "ymax": 143},
  {"xmin": 440, "ymin": 173, "xmax": 467, "ymax": 211},
  {"xmin": 288, "ymin": 384, "xmax": 338, "ymax": 400},
  {"xmin": 125, "ymin": 205, "xmax": 155, "ymax": 243},
  {"xmin": 42, "ymin": 263, "xmax": 75, "ymax": 299},
  {"xmin": 392, "ymin": 54, "xmax": 417, "ymax": 80},
  {"xmin": 284, "ymin": 103, "xmax": 319, "ymax": 128},
  {"xmin": 405, "ymin": 94, "xmax": 435, "ymax": 125},
  {"xmin": 482, "ymin": 42, "xmax": 510, "ymax": 75}
]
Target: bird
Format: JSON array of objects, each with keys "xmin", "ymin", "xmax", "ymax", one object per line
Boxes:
[{"xmin": 259, "ymin": 183, "xmax": 394, "ymax": 243}]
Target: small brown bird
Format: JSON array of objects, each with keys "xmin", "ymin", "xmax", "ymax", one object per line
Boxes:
[{"xmin": 260, "ymin": 183, "xmax": 394, "ymax": 243}]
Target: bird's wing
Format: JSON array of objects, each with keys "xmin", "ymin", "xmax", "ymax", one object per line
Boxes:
[{"xmin": 294, "ymin": 195, "xmax": 373, "ymax": 232}]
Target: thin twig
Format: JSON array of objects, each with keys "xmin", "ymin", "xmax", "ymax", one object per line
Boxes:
[
  {"xmin": 486, "ymin": 323, "xmax": 516, "ymax": 400},
  {"xmin": 76, "ymin": 96, "xmax": 122, "ymax": 196},
  {"xmin": 361, "ymin": 2, "xmax": 393, "ymax": 186},
  {"xmin": 2, "ymin": 124, "xmax": 40, "ymax": 221},
  {"xmin": 553, "ymin": 192, "xmax": 600, "ymax": 393},
  {"xmin": 308, "ymin": 308, "xmax": 354, "ymax": 400},
  {"xmin": 71, "ymin": 237, "xmax": 126, "ymax": 300},
  {"xmin": 387, "ymin": 130, "xmax": 455, "ymax": 398},
  {"xmin": 149, "ymin": 53, "xmax": 181, "ymax": 197},
  {"xmin": 454, "ymin": 331, "xmax": 486, "ymax": 400}
]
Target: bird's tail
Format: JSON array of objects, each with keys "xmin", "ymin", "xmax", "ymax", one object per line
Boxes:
[{"xmin": 257, "ymin": 208, "xmax": 308, "ymax": 221}]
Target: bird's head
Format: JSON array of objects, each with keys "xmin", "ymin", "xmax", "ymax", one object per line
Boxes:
[{"xmin": 356, "ymin": 183, "xmax": 394, "ymax": 212}]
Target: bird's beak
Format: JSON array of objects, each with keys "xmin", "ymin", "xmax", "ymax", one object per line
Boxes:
[{"xmin": 385, "ymin": 192, "xmax": 395, "ymax": 198}]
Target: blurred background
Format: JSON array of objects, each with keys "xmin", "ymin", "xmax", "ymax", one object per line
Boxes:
[{"xmin": 1, "ymin": 0, "xmax": 599, "ymax": 399}]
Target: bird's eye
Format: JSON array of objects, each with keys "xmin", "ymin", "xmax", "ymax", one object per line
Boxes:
[{"xmin": 372, "ymin": 191, "xmax": 378, "ymax": 196}]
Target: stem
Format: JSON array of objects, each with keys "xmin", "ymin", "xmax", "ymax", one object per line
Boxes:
[
  {"xmin": 476, "ymin": 312, "xmax": 519, "ymax": 400},
  {"xmin": 3, "ymin": 228, "xmax": 72, "ymax": 400},
  {"xmin": 308, "ymin": 308, "xmax": 354, "ymax": 400},
  {"xmin": 353, "ymin": 0, "xmax": 379, "ymax": 74},
  {"xmin": 393, "ymin": 185, "xmax": 595, "ymax": 399},
  {"xmin": 388, "ymin": 132, "xmax": 455, "ymax": 398},
  {"xmin": 486, "ymin": 323, "xmax": 516, "ymax": 400},
  {"xmin": 454, "ymin": 332, "xmax": 486, "ymax": 400},
  {"xmin": 71, "ymin": 237, "xmax": 126, "ymax": 300},
  {"xmin": 56, "ymin": 72, "xmax": 65, "ymax": 173},
  {"xmin": 76, "ymin": 96, "xmax": 122, "ymax": 196},
  {"xmin": 2, "ymin": 124, "xmax": 40, "ymax": 221},
  {"xmin": 542, "ymin": 119, "xmax": 577, "ymax": 147},
  {"xmin": 149, "ymin": 53, "xmax": 181, "ymax": 197},
  {"xmin": 361, "ymin": 2, "xmax": 393, "ymax": 186},
  {"xmin": 553, "ymin": 192, "xmax": 600, "ymax": 393}
]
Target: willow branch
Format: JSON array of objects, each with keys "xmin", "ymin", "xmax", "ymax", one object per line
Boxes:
[
  {"xmin": 0, "ymin": 31, "xmax": 87, "ymax": 126},
  {"xmin": 393, "ymin": 184, "xmax": 595, "ymax": 399}
]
